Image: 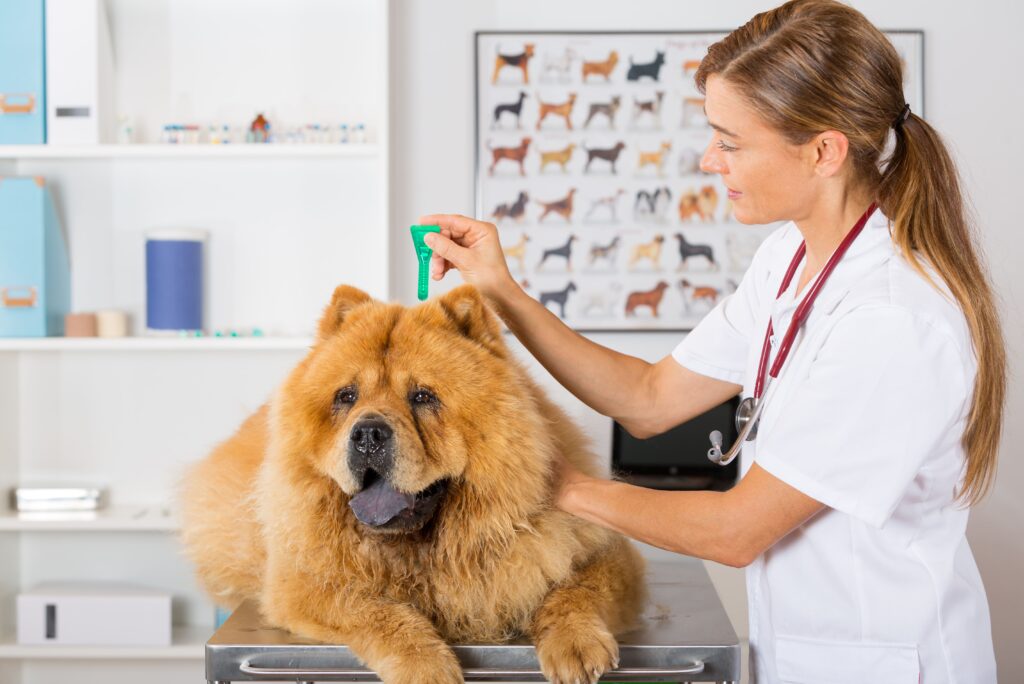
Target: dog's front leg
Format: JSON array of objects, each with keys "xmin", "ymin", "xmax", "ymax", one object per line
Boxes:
[
  {"xmin": 529, "ymin": 541, "xmax": 646, "ymax": 684},
  {"xmin": 260, "ymin": 577, "xmax": 463, "ymax": 684}
]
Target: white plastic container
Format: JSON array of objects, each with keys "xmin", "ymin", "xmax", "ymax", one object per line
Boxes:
[{"xmin": 17, "ymin": 582, "xmax": 172, "ymax": 646}]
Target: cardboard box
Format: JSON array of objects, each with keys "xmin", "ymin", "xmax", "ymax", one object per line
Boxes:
[
  {"xmin": 0, "ymin": 177, "xmax": 70, "ymax": 337},
  {"xmin": 0, "ymin": 0, "xmax": 46, "ymax": 144},
  {"xmin": 18, "ymin": 582, "xmax": 172, "ymax": 646}
]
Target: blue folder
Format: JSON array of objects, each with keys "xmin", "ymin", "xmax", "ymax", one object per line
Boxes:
[
  {"xmin": 0, "ymin": 177, "xmax": 70, "ymax": 337},
  {"xmin": 0, "ymin": 0, "xmax": 46, "ymax": 144}
]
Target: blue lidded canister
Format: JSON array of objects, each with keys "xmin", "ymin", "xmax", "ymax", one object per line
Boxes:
[{"xmin": 145, "ymin": 229, "xmax": 207, "ymax": 332}]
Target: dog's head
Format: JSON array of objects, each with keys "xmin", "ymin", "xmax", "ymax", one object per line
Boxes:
[{"xmin": 272, "ymin": 285, "xmax": 551, "ymax": 537}]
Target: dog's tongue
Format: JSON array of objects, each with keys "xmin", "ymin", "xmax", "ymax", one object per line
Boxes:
[{"xmin": 349, "ymin": 477, "xmax": 416, "ymax": 526}]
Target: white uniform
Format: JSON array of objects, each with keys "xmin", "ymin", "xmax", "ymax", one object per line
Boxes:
[{"xmin": 672, "ymin": 206, "xmax": 997, "ymax": 683}]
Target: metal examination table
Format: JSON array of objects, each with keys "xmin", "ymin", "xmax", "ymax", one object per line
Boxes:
[{"xmin": 205, "ymin": 558, "xmax": 740, "ymax": 683}]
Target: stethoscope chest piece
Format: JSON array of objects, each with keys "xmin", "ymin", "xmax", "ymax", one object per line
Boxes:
[{"xmin": 735, "ymin": 396, "xmax": 760, "ymax": 441}]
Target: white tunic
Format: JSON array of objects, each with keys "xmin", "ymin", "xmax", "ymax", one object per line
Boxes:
[{"xmin": 672, "ymin": 206, "xmax": 997, "ymax": 683}]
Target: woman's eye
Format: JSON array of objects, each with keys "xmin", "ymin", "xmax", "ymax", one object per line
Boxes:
[
  {"xmin": 716, "ymin": 140, "xmax": 736, "ymax": 152},
  {"xmin": 333, "ymin": 387, "xmax": 358, "ymax": 409}
]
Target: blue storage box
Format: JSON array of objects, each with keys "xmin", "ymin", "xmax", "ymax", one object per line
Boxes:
[
  {"xmin": 0, "ymin": 177, "xmax": 70, "ymax": 337},
  {"xmin": 0, "ymin": 0, "xmax": 46, "ymax": 144}
]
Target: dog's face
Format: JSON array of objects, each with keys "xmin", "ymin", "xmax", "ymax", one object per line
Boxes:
[{"xmin": 273, "ymin": 285, "xmax": 545, "ymax": 537}]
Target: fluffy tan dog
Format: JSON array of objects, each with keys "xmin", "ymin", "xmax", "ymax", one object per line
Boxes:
[{"xmin": 179, "ymin": 284, "xmax": 646, "ymax": 684}]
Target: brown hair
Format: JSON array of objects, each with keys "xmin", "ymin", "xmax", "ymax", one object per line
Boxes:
[{"xmin": 695, "ymin": 0, "xmax": 1006, "ymax": 504}]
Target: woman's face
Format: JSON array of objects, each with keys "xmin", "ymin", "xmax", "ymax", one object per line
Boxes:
[{"xmin": 700, "ymin": 74, "xmax": 819, "ymax": 225}]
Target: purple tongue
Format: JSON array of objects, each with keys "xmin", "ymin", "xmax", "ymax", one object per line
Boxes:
[{"xmin": 349, "ymin": 477, "xmax": 417, "ymax": 526}]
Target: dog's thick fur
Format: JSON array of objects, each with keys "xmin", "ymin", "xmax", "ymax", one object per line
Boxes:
[{"xmin": 179, "ymin": 284, "xmax": 646, "ymax": 684}]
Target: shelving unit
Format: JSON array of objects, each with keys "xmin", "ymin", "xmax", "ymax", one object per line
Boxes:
[
  {"xmin": 0, "ymin": 143, "xmax": 380, "ymax": 160},
  {"xmin": 0, "ymin": 505, "xmax": 179, "ymax": 532},
  {"xmin": 0, "ymin": 626, "xmax": 207, "ymax": 660},
  {"xmin": 0, "ymin": 336, "xmax": 313, "ymax": 352},
  {"xmin": 0, "ymin": 1, "xmax": 391, "ymax": 683}
]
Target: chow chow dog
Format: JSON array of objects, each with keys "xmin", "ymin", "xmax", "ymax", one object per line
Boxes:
[{"xmin": 179, "ymin": 284, "xmax": 646, "ymax": 684}]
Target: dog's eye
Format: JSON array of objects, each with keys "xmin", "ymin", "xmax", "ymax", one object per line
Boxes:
[
  {"xmin": 410, "ymin": 389, "xmax": 437, "ymax": 406},
  {"xmin": 333, "ymin": 386, "xmax": 358, "ymax": 410}
]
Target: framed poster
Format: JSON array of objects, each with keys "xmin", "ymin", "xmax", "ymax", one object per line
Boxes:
[{"xmin": 474, "ymin": 30, "xmax": 924, "ymax": 331}]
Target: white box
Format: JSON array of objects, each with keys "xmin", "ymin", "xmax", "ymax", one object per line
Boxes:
[
  {"xmin": 45, "ymin": 0, "xmax": 116, "ymax": 145},
  {"xmin": 11, "ymin": 485, "xmax": 108, "ymax": 512},
  {"xmin": 17, "ymin": 582, "xmax": 171, "ymax": 646}
]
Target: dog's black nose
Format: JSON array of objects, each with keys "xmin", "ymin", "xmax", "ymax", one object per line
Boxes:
[
  {"xmin": 348, "ymin": 418, "xmax": 395, "ymax": 487},
  {"xmin": 350, "ymin": 419, "xmax": 393, "ymax": 455}
]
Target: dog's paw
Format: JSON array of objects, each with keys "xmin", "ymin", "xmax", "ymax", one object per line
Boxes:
[
  {"xmin": 536, "ymin": 622, "xmax": 620, "ymax": 684},
  {"xmin": 381, "ymin": 650, "xmax": 464, "ymax": 684}
]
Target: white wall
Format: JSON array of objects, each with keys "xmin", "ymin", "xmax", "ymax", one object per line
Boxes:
[{"xmin": 389, "ymin": 1, "xmax": 1024, "ymax": 681}]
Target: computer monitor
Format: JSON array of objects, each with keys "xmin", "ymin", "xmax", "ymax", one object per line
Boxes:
[{"xmin": 611, "ymin": 396, "xmax": 740, "ymax": 491}]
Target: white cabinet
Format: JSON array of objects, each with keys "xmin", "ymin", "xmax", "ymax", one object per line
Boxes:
[{"xmin": 0, "ymin": 2, "xmax": 390, "ymax": 682}]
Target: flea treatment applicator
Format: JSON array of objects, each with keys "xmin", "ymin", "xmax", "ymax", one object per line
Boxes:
[{"xmin": 410, "ymin": 224, "xmax": 441, "ymax": 301}]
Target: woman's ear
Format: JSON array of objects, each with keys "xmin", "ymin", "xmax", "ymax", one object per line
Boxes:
[
  {"xmin": 315, "ymin": 284, "xmax": 373, "ymax": 342},
  {"xmin": 811, "ymin": 130, "xmax": 851, "ymax": 178}
]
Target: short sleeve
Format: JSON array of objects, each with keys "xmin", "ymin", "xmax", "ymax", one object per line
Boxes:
[
  {"xmin": 755, "ymin": 306, "xmax": 970, "ymax": 528},
  {"xmin": 671, "ymin": 228, "xmax": 783, "ymax": 384}
]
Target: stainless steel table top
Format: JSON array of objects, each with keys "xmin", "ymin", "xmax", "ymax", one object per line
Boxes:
[{"xmin": 206, "ymin": 558, "xmax": 740, "ymax": 683}]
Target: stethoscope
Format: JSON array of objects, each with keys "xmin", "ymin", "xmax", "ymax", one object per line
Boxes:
[{"xmin": 708, "ymin": 202, "xmax": 878, "ymax": 466}]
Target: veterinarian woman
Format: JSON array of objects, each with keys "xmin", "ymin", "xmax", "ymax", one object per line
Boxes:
[{"xmin": 420, "ymin": 1, "xmax": 1005, "ymax": 681}]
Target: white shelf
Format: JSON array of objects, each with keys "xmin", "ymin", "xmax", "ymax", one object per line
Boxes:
[
  {"xmin": 0, "ymin": 143, "xmax": 379, "ymax": 160},
  {"xmin": 0, "ymin": 337, "xmax": 313, "ymax": 352},
  {"xmin": 0, "ymin": 506, "xmax": 180, "ymax": 532},
  {"xmin": 0, "ymin": 625, "xmax": 208, "ymax": 660}
]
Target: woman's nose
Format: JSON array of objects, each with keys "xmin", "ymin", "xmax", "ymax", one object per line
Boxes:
[{"xmin": 700, "ymin": 143, "xmax": 726, "ymax": 175}]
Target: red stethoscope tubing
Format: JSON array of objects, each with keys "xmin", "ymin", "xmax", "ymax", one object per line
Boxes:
[{"xmin": 752, "ymin": 201, "xmax": 878, "ymax": 400}]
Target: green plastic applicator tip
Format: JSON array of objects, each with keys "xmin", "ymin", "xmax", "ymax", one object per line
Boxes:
[{"xmin": 410, "ymin": 225, "xmax": 441, "ymax": 301}]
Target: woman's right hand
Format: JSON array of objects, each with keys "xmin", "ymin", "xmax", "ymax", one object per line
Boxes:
[{"xmin": 417, "ymin": 213, "xmax": 516, "ymax": 302}]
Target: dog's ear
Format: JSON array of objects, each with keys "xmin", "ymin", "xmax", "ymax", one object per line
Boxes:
[
  {"xmin": 435, "ymin": 285, "xmax": 507, "ymax": 357},
  {"xmin": 316, "ymin": 284, "xmax": 374, "ymax": 342}
]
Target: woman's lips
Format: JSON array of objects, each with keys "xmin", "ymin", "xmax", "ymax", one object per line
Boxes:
[{"xmin": 727, "ymin": 188, "xmax": 742, "ymax": 200}]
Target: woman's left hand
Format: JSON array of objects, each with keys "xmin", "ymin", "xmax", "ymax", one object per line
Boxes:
[{"xmin": 552, "ymin": 453, "xmax": 594, "ymax": 513}]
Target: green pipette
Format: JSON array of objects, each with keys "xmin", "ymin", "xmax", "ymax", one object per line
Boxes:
[{"xmin": 410, "ymin": 224, "xmax": 441, "ymax": 301}]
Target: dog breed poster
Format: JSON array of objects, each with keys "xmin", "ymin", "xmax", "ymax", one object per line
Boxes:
[{"xmin": 475, "ymin": 30, "xmax": 923, "ymax": 331}]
